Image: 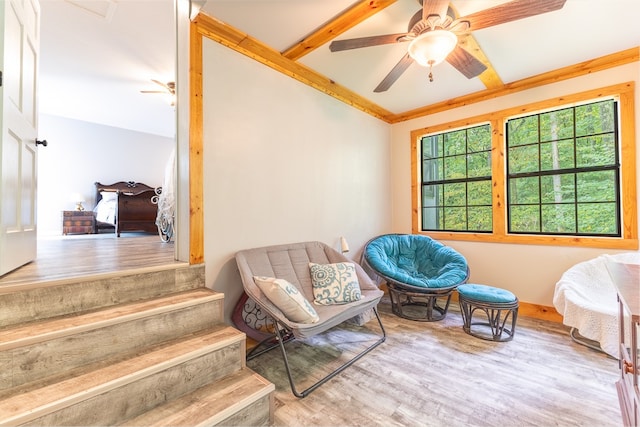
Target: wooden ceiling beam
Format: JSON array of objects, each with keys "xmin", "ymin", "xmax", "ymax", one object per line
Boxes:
[
  {"xmin": 388, "ymin": 47, "xmax": 640, "ymax": 123},
  {"xmin": 457, "ymin": 33, "xmax": 503, "ymax": 89},
  {"xmin": 281, "ymin": 0, "xmax": 398, "ymax": 61},
  {"xmin": 193, "ymin": 12, "xmax": 394, "ymax": 122}
]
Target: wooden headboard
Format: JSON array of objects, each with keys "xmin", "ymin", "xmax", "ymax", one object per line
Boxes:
[
  {"xmin": 94, "ymin": 181, "xmax": 159, "ymax": 237},
  {"xmin": 95, "ymin": 181, "xmax": 156, "ymax": 202}
]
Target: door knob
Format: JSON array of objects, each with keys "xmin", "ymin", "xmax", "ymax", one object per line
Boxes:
[{"xmin": 36, "ymin": 139, "xmax": 48, "ymax": 147}]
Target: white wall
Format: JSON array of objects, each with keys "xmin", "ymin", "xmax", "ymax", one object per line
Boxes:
[
  {"xmin": 201, "ymin": 39, "xmax": 392, "ymax": 322},
  {"xmin": 37, "ymin": 114, "xmax": 175, "ymax": 236},
  {"xmin": 390, "ymin": 62, "xmax": 640, "ymax": 308}
]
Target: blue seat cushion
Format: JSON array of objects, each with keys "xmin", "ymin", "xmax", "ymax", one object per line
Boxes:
[
  {"xmin": 365, "ymin": 234, "xmax": 468, "ymax": 289},
  {"xmin": 457, "ymin": 284, "xmax": 517, "ymax": 304}
]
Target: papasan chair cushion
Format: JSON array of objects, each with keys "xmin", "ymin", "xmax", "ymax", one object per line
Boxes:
[
  {"xmin": 553, "ymin": 252, "xmax": 640, "ymax": 358},
  {"xmin": 364, "ymin": 234, "xmax": 469, "ymax": 290}
]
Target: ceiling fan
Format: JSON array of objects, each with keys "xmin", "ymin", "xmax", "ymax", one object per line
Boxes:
[
  {"xmin": 329, "ymin": 0, "xmax": 567, "ymax": 93},
  {"xmin": 141, "ymin": 79, "xmax": 176, "ymax": 105}
]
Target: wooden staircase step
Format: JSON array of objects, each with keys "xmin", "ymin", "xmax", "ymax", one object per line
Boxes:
[
  {"xmin": 0, "ymin": 289, "xmax": 223, "ymax": 350},
  {"xmin": 0, "ymin": 289, "xmax": 225, "ymax": 395},
  {"xmin": 0, "ymin": 264, "xmax": 205, "ymax": 328},
  {"xmin": 121, "ymin": 368, "xmax": 275, "ymax": 426},
  {"xmin": 0, "ymin": 326, "xmax": 246, "ymax": 426}
]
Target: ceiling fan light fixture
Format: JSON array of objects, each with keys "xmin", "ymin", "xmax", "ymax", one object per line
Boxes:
[{"xmin": 408, "ymin": 30, "xmax": 457, "ymax": 67}]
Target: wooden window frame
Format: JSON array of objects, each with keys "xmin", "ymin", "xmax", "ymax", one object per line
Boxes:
[{"xmin": 411, "ymin": 82, "xmax": 638, "ymax": 249}]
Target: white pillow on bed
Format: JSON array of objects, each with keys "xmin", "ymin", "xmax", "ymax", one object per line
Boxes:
[
  {"xmin": 94, "ymin": 192, "xmax": 117, "ymax": 224},
  {"xmin": 100, "ymin": 191, "xmax": 118, "ymax": 202}
]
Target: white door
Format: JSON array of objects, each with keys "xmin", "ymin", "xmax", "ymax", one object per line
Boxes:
[{"xmin": 0, "ymin": 0, "xmax": 40, "ymax": 276}]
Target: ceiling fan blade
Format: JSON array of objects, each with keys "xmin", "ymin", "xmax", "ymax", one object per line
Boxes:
[
  {"xmin": 151, "ymin": 79, "xmax": 168, "ymax": 88},
  {"xmin": 421, "ymin": 0, "xmax": 450, "ymax": 22},
  {"xmin": 329, "ymin": 33, "xmax": 409, "ymax": 52},
  {"xmin": 374, "ymin": 53, "xmax": 414, "ymax": 93},
  {"xmin": 446, "ymin": 45, "xmax": 487, "ymax": 79},
  {"xmin": 459, "ymin": 0, "xmax": 566, "ymax": 32}
]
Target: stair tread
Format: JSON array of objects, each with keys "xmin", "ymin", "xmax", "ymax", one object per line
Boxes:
[
  {"xmin": 122, "ymin": 368, "xmax": 274, "ymax": 427},
  {"xmin": 0, "ymin": 289, "xmax": 223, "ymax": 350},
  {"xmin": 0, "ymin": 326, "xmax": 245, "ymax": 424}
]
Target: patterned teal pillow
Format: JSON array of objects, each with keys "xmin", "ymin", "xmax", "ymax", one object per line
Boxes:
[{"xmin": 309, "ymin": 262, "xmax": 362, "ymax": 305}]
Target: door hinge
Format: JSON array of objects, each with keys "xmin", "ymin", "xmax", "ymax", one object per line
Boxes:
[{"xmin": 0, "ymin": 71, "xmax": 2, "ymax": 87}]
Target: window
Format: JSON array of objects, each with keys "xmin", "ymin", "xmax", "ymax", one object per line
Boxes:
[
  {"xmin": 506, "ymin": 99, "xmax": 620, "ymax": 236},
  {"xmin": 420, "ymin": 124, "xmax": 492, "ymax": 232},
  {"xmin": 411, "ymin": 83, "xmax": 637, "ymax": 249}
]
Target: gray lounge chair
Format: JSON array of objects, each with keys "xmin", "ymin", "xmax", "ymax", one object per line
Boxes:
[{"xmin": 235, "ymin": 241, "xmax": 386, "ymax": 398}]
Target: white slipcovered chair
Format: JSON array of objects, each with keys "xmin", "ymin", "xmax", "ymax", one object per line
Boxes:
[{"xmin": 553, "ymin": 252, "xmax": 640, "ymax": 358}]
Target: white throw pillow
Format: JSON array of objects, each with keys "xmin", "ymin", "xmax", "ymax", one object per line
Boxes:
[
  {"xmin": 309, "ymin": 262, "xmax": 362, "ymax": 305},
  {"xmin": 100, "ymin": 191, "xmax": 118, "ymax": 202},
  {"xmin": 253, "ymin": 276, "xmax": 319, "ymax": 324}
]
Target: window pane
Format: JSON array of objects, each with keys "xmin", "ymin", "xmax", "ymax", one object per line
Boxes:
[
  {"xmin": 468, "ymin": 126, "xmax": 491, "ymax": 152},
  {"xmin": 540, "ymin": 139, "xmax": 574, "ymax": 171},
  {"xmin": 540, "ymin": 108, "xmax": 574, "ymax": 142},
  {"xmin": 576, "ymin": 170, "xmax": 616, "ymax": 202},
  {"xmin": 510, "ymin": 177, "xmax": 539, "ymax": 204},
  {"xmin": 576, "ymin": 100, "xmax": 615, "ymax": 136},
  {"xmin": 444, "ymin": 130, "xmax": 467, "ymax": 155},
  {"xmin": 444, "ymin": 182, "xmax": 466, "ymax": 206},
  {"xmin": 468, "ymin": 181, "xmax": 492, "ymax": 205},
  {"xmin": 509, "ymin": 145, "xmax": 539, "ymax": 174},
  {"xmin": 444, "ymin": 207, "xmax": 466, "ymax": 230},
  {"xmin": 542, "ymin": 204, "xmax": 576, "ymax": 233},
  {"xmin": 577, "ymin": 203, "xmax": 617, "ymax": 234},
  {"xmin": 468, "ymin": 207, "xmax": 492, "ymax": 231},
  {"xmin": 422, "ymin": 159, "xmax": 439, "ymax": 182},
  {"xmin": 468, "ymin": 152, "xmax": 491, "ymax": 178},
  {"xmin": 508, "ymin": 116, "xmax": 539, "ymax": 147},
  {"xmin": 541, "ymin": 174, "xmax": 575, "ymax": 203},
  {"xmin": 422, "ymin": 184, "xmax": 438, "ymax": 204},
  {"xmin": 510, "ymin": 205, "xmax": 540, "ymax": 232},
  {"xmin": 444, "ymin": 155, "xmax": 466, "ymax": 179},
  {"xmin": 422, "ymin": 135, "xmax": 439, "ymax": 157},
  {"xmin": 576, "ymin": 134, "xmax": 616, "ymax": 168},
  {"xmin": 422, "ymin": 207, "xmax": 443, "ymax": 230}
]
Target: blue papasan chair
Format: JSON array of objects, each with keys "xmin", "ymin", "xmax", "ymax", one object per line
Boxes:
[{"xmin": 363, "ymin": 234, "xmax": 469, "ymax": 321}]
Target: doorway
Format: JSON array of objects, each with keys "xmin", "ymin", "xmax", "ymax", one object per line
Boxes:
[{"xmin": 34, "ymin": 0, "xmax": 178, "ymax": 279}]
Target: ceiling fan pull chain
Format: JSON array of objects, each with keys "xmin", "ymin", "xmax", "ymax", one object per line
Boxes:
[{"xmin": 428, "ymin": 62, "xmax": 434, "ymax": 82}]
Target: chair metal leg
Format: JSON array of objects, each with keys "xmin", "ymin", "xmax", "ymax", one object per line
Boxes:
[
  {"xmin": 273, "ymin": 308, "xmax": 386, "ymax": 398},
  {"xmin": 569, "ymin": 327, "xmax": 612, "ymax": 357},
  {"xmin": 246, "ymin": 331, "xmax": 294, "ymax": 360}
]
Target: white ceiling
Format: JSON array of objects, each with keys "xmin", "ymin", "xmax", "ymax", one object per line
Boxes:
[
  {"xmin": 39, "ymin": 0, "xmax": 176, "ymax": 137},
  {"xmin": 203, "ymin": 0, "xmax": 640, "ymax": 115},
  {"xmin": 39, "ymin": 0, "xmax": 640, "ymax": 137}
]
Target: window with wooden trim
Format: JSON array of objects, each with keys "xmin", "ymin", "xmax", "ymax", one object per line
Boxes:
[
  {"xmin": 420, "ymin": 124, "xmax": 492, "ymax": 232},
  {"xmin": 411, "ymin": 83, "xmax": 638, "ymax": 249},
  {"xmin": 506, "ymin": 99, "xmax": 620, "ymax": 237}
]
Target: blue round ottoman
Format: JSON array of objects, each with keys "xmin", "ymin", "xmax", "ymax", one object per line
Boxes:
[{"xmin": 457, "ymin": 284, "xmax": 519, "ymax": 342}]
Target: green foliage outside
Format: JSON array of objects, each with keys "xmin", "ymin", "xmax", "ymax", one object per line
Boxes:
[
  {"xmin": 420, "ymin": 99, "xmax": 620, "ymax": 236},
  {"xmin": 421, "ymin": 124, "xmax": 492, "ymax": 232}
]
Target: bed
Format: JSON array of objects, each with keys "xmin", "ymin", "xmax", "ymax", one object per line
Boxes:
[{"xmin": 94, "ymin": 181, "xmax": 160, "ymax": 237}]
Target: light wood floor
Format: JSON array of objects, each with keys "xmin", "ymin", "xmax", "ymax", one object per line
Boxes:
[
  {"xmin": 1, "ymin": 234, "xmax": 621, "ymax": 426},
  {"xmin": 248, "ymin": 298, "xmax": 621, "ymax": 427},
  {"xmin": 0, "ymin": 233, "xmax": 181, "ymax": 286}
]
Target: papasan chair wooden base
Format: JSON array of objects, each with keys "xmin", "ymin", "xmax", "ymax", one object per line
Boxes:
[
  {"xmin": 386, "ymin": 282, "xmax": 455, "ymax": 321},
  {"xmin": 363, "ymin": 234, "xmax": 469, "ymax": 322}
]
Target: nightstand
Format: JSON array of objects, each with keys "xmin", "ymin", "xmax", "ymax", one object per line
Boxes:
[{"xmin": 62, "ymin": 210, "xmax": 96, "ymax": 235}]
